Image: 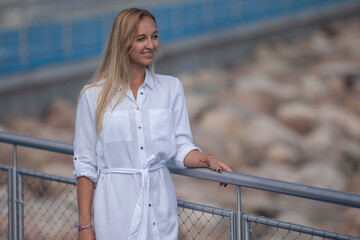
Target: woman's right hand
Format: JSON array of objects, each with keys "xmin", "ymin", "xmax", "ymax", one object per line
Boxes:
[{"xmin": 78, "ymin": 228, "xmax": 96, "ymax": 240}]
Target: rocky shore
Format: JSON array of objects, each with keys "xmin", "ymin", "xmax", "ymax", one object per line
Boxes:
[{"xmin": 1, "ymin": 15, "xmax": 359, "ymax": 236}]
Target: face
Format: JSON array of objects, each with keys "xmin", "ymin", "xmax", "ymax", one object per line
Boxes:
[{"xmin": 129, "ymin": 16, "xmax": 158, "ymax": 69}]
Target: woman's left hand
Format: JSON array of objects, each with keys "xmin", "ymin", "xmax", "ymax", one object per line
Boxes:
[{"xmin": 206, "ymin": 154, "xmax": 233, "ymax": 187}]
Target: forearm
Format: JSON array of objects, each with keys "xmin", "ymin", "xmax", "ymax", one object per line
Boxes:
[{"xmin": 77, "ymin": 176, "xmax": 94, "ymax": 225}]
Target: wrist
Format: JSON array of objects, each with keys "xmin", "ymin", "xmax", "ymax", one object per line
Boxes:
[
  {"xmin": 74, "ymin": 223, "xmax": 93, "ymax": 231},
  {"xmin": 204, "ymin": 154, "xmax": 212, "ymax": 167}
]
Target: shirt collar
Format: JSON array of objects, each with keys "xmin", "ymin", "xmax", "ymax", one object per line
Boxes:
[
  {"xmin": 118, "ymin": 69, "xmax": 154, "ymax": 91},
  {"xmin": 144, "ymin": 69, "xmax": 154, "ymax": 90}
]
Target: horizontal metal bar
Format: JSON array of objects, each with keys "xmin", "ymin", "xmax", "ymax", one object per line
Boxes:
[
  {"xmin": 0, "ymin": 132, "xmax": 73, "ymax": 155},
  {"xmin": 0, "ymin": 163, "xmax": 11, "ymax": 171},
  {"xmin": 17, "ymin": 168, "xmax": 76, "ymax": 186},
  {"xmin": 177, "ymin": 200, "xmax": 233, "ymax": 217},
  {"xmin": 242, "ymin": 213, "xmax": 360, "ymax": 240},
  {"xmin": 168, "ymin": 162, "xmax": 360, "ymax": 208},
  {"xmin": 167, "ymin": 161, "xmax": 360, "ymax": 209},
  {"xmin": 1, "ymin": 131, "xmax": 360, "ymax": 208}
]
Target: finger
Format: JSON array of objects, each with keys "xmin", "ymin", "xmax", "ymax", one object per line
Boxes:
[
  {"xmin": 210, "ymin": 160, "xmax": 222, "ymax": 173},
  {"xmin": 219, "ymin": 182, "xmax": 228, "ymax": 187},
  {"xmin": 218, "ymin": 161, "xmax": 233, "ymax": 172}
]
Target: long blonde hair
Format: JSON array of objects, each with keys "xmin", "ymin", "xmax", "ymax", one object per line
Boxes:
[{"xmin": 83, "ymin": 8, "xmax": 157, "ymax": 135}]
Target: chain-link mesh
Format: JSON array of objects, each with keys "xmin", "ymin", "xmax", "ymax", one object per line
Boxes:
[
  {"xmin": 1, "ymin": 165, "xmax": 359, "ymax": 240},
  {"xmin": 0, "ymin": 168, "xmax": 9, "ymax": 240},
  {"xmin": 243, "ymin": 213, "xmax": 358, "ymax": 240},
  {"xmin": 178, "ymin": 201, "xmax": 230, "ymax": 240},
  {"xmin": 0, "ymin": 167, "xmax": 232, "ymax": 240},
  {"xmin": 21, "ymin": 174, "xmax": 78, "ymax": 240}
]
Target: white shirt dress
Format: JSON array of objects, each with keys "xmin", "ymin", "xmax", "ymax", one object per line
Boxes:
[{"xmin": 73, "ymin": 70, "xmax": 199, "ymax": 239}]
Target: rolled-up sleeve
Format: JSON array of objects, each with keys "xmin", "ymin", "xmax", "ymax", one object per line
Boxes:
[
  {"xmin": 172, "ymin": 79, "xmax": 200, "ymax": 169},
  {"xmin": 73, "ymin": 88, "xmax": 98, "ymax": 182}
]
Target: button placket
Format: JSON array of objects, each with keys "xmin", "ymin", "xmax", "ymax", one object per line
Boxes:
[
  {"xmin": 135, "ymin": 96, "xmax": 146, "ymax": 164},
  {"xmin": 148, "ymin": 199, "xmax": 160, "ymax": 238}
]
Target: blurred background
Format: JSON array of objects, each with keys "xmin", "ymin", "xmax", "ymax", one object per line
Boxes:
[{"xmin": 0, "ymin": 0, "xmax": 360, "ymax": 236}]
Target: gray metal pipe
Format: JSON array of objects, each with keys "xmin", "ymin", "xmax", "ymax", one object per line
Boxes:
[{"xmin": 1, "ymin": 131, "xmax": 360, "ymax": 209}]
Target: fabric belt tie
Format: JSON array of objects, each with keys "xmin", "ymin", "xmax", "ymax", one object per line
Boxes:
[{"xmin": 99, "ymin": 155, "xmax": 164, "ymax": 240}]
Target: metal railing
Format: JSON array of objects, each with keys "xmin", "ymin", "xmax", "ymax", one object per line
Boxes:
[{"xmin": 0, "ymin": 131, "xmax": 359, "ymax": 240}]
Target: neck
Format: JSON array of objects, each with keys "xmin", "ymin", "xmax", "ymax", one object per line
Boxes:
[{"xmin": 130, "ymin": 66, "xmax": 146, "ymax": 87}]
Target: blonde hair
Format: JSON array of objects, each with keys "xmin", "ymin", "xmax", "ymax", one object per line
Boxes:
[{"xmin": 83, "ymin": 8, "xmax": 157, "ymax": 136}]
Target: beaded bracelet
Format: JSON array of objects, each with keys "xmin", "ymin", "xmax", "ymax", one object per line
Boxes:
[{"xmin": 73, "ymin": 223, "xmax": 93, "ymax": 231}]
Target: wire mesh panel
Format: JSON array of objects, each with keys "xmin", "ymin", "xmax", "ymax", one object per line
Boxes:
[
  {"xmin": 243, "ymin": 213, "xmax": 359, "ymax": 240},
  {"xmin": 21, "ymin": 174, "xmax": 78, "ymax": 240},
  {"xmin": 0, "ymin": 168, "xmax": 9, "ymax": 240},
  {"xmin": 177, "ymin": 201, "xmax": 231, "ymax": 240},
  {"xmin": 15, "ymin": 169, "xmax": 232, "ymax": 240}
]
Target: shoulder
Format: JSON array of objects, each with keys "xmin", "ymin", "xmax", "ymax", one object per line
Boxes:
[
  {"xmin": 81, "ymin": 79, "xmax": 105, "ymax": 98},
  {"xmin": 78, "ymin": 80, "xmax": 104, "ymax": 107}
]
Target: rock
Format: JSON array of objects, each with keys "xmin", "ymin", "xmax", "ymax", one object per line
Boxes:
[
  {"xmin": 252, "ymin": 162, "xmax": 297, "ymax": 183},
  {"xmin": 216, "ymin": 90, "xmax": 276, "ymax": 115},
  {"xmin": 308, "ymin": 30, "xmax": 333, "ymax": 55},
  {"xmin": 336, "ymin": 139, "xmax": 360, "ymax": 175},
  {"xmin": 300, "ymin": 75, "xmax": 330, "ymax": 103},
  {"xmin": 293, "ymin": 162, "xmax": 347, "ymax": 191},
  {"xmin": 40, "ymin": 161, "xmax": 74, "ymax": 178},
  {"xmin": 265, "ymin": 142, "xmax": 303, "ymax": 166},
  {"xmin": 42, "ymin": 99, "xmax": 76, "ymax": 129},
  {"xmin": 347, "ymin": 174, "xmax": 360, "ymax": 195},
  {"xmin": 243, "ymin": 116, "xmax": 300, "ymax": 149},
  {"xmin": 235, "ymin": 74, "xmax": 299, "ymax": 102},
  {"xmin": 320, "ymin": 105, "xmax": 360, "ymax": 140},
  {"xmin": 2, "ymin": 116, "xmax": 43, "ymax": 136},
  {"xmin": 312, "ymin": 59, "xmax": 360, "ymax": 79},
  {"xmin": 276, "ymin": 211, "xmax": 312, "ymax": 227},
  {"xmin": 185, "ymin": 91, "xmax": 212, "ymax": 120},
  {"xmin": 197, "ymin": 104, "xmax": 250, "ymax": 138},
  {"xmin": 276, "ymin": 102, "xmax": 319, "ymax": 134},
  {"xmin": 303, "ymin": 122, "xmax": 342, "ymax": 153}
]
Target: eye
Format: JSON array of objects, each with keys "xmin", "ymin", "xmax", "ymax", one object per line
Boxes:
[
  {"xmin": 137, "ymin": 37, "xmax": 145, "ymax": 41},
  {"xmin": 152, "ymin": 35, "xmax": 158, "ymax": 40}
]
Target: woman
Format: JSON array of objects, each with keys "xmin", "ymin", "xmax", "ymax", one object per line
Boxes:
[{"xmin": 73, "ymin": 8, "xmax": 232, "ymax": 240}]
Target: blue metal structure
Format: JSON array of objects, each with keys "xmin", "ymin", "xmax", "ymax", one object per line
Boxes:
[{"xmin": 0, "ymin": 0, "xmax": 359, "ymax": 75}]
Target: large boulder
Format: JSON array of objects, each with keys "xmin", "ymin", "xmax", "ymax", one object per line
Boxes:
[{"xmin": 276, "ymin": 102, "xmax": 319, "ymax": 134}]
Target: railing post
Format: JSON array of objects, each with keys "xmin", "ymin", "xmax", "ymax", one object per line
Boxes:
[
  {"xmin": 17, "ymin": 173, "xmax": 24, "ymax": 240},
  {"xmin": 229, "ymin": 211, "xmax": 235, "ymax": 240},
  {"xmin": 236, "ymin": 186, "xmax": 242, "ymax": 240},
  {"xmin": 8, "ymin": 167, "xmax": 13, "ymax": 240},
  {"xmin": 9, "ymin": 145, "xmax": 18, "ymax": 240},
  {"xmin": 245, "ymin": 219, "xmax": 252, "ymax": 240}
]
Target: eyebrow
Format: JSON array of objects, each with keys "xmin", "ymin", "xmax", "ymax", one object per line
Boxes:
[{"xmin": 136, "ymin": 31, "xmax": 158, "ymax": 37}]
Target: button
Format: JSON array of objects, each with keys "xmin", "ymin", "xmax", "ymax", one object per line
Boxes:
[
  {"xmin": 136, "ymin": 107, "xmax": 139, "ymax": 111},
  {"xmin": 138, "ymin": 126, "xmax": 142, "ymax": 129},
  {"xmin": 74, "ymin": 157, "xmax": 77, "ymax": 160},
  {"xmin": 153, "ymin": 222, "xmax": 156, "ymax": 226},
  {"xmin": 148, "ymin": 203, "xmax": 151, "ymax": 207},
  {"xmin": 142, "ymin": 166, "xmax": 145, "ymax": 169},
  {"xmin": 140, "ymin": 146, "xmax": 143, "ymax": 150},
  {"xmin": 140, "ymin": 92, "xmax": 143, "ymax": 95}
]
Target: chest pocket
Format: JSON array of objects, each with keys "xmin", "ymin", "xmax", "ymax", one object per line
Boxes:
[
  {"xmin": 149, "ymin": 108, "xmax": 175, "ymax": 141},
  {"xmin": 103, "ymin": 111, "xmax": 132, "ymax": 143}
]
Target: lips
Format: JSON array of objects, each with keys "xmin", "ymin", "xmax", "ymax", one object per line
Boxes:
[{"xmin": 142, "ymin": 51, "xmax": 154, "ymax": 58}]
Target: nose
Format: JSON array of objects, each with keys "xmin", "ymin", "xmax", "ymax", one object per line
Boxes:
[{"xmin": 146, "ymin": 37, "xmax": 155, "ymax": 49}]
